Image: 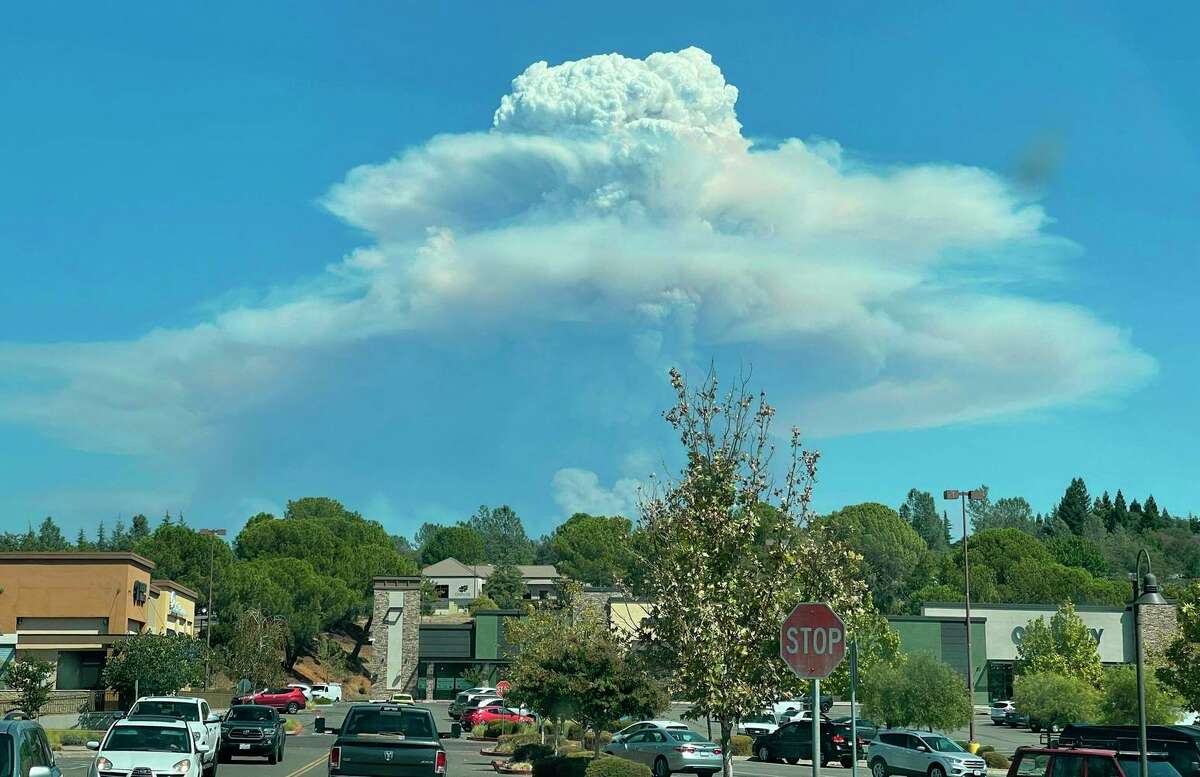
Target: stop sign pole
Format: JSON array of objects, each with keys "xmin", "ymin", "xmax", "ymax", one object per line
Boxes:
[{"xmin": 780, "ymin": 603, "xmax": 847, "ymax": 777}]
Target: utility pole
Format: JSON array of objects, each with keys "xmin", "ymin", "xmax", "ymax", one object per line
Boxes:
[{"xmin": 198, "ymin": 528, "xmax": 227, "ymax": 688}]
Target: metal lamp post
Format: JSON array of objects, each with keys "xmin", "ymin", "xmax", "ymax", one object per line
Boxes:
[
  {"xmin": 198, "ymin": 528, "xmax": 227, "ymax": 688},
  {"xmin": 944, "ymin": 488, "xmax": 987, "ymax": 745},
  {"xmin": 1132, "ymin": 549, "xmax": 1167, "ymax": 777}
]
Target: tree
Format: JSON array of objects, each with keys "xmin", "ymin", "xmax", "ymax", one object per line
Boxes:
[
  {"xmin": 234, "ymin": 499, "xmax": 417, "ymax": 661},
  {"xmin": 1056, "ymin": 478, "xmax": 1093, "ymax": 535},
  {"xmin": 971, "ymin": 492, "xmax": 1037, "ymax": 535},
  {"xmin": 220, "ymin": 557, "xmax": 357, "ymax": 669},
  {"xmin": 1159, "ymin": 582, "xmax": 1200, "ymax": 711},
  {"xmin": 860, "ymin": 655, "xmax": 972, "ymax": 732},
  {"xmin": 1014, "ymin": 603, "xmax": 1103, "ymax": 685},
  {"xmin": 1047, "ymin": 535, "xmax": 1108, "ymax": 577},
  {"xmin": 900, "ymin": 490, "xmax": 947, "ymax": 551},
  {"xmin": 130, "ymin": 514, "xmax": 151, "ymax": 544},
  {"xmin": 35, "ymin": 517, "xmax": 68, "ymax": 551},
  {"xmin": 1143, "ymin": 495, "xmax": 1162, "ymax": 532},
  {"xmin": 420, "ymin": 578, "xmax": 437, "ymax": 616},
  {"xmin": 468, "ymin": 595, "xmax": 499, "ymax": 614},
  {"xmin": 1100, "ymin": 665, "xmax": 1181, "ymax": 724},
  {"xmin": 419, "ymin": 525, "xmax": 487, "ymax": 566},
  {"xmin": 544, "ymin": 513, "xmax": 637, "ymax": 587},
  {"xmin": 102, "ymin": 632, "xmax": 208, "ymax": 703},
  {"xmin": 637, "ymin": 368, "xmax": 874, "ymax": 777},
  {"xmin": 483, "ymin": 562, "xmax": 526, "ymax": 609},
  {"xmin": 1112, "ymin": 491, "xmax": 1131, "ymax": 532},
  {"xmin": 506, "ymin": 594, "xmax": 667, "ymax": 754},
  {"xmin": 134, "ymin": 523, "xmax": 235, "ymax": 597},
  {"xmin": 219, "ymin": 609, "xmax": 287, "ymax": 690},
  {"xmin": 1013, "ymin": 672, "xmax": 1099, "ymax": 729},
  {"xmin": 467, "ymin": 505, "xmax": 535, "ymax": 564},
  {"xmin": 110, "ymin": 518, "xmax": 130, "ymax": 551},
  {"xmin": 2, "ymin": 657, "xmax": 54, "ymax": 717},
  {"xmin": 819, "ymin": 503, "xmax": 928, "ymax": 614}
]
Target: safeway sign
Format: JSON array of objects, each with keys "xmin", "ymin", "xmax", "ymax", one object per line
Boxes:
[{"xmin": 780, "ymin": 603, "xmax": 846, "ymax": 679}]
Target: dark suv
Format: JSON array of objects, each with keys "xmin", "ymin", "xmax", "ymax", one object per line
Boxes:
[
  {"xmin": 753, "ymin": 718, "xmax": 854, "ymax": 768},
  {"xmin": 1059, "ymin": 725, "xmax": 1200, "ymax": 777},
  {"xmin": 1009, "ymin": 745, "xmax": 1181, "ymax": 777}
]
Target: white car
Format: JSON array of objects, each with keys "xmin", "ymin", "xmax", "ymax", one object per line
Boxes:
[
  {"xmin": 310, "ymin": 683, "xmax": 342, "ymax": 702},
  {"xmin": 989, "ymin": 700, "xmax": 1014, "ymax": 725},
  {"xmin": 612, "ymin": 720, "xmax": 691, "ymax": 743},
  {"xmin": 287, "ymin": 684, "xmax": 313, "ymax": 701},
  {"xmin": 88, "ymin": 717, "xmax": 209, "ymax": 777},
  {"xmin": 127, "ymin": 696, "xmax": 221, "ymax": 776}
]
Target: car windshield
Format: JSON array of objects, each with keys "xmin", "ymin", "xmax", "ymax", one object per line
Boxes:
[
  {"xmin": 105, "ymin": 726, "xmax": 192, "ymax": 752},
  {"xmin": 130, "ymin": 701, "xmax": 199, "ymax": 721},
  {"xmin": 343, "ymin": 708, "xmax": 434, "ymax": 738},
  {"xmin": 746, "ymin": 715, "xmax": 775, "ymax": 724},
  {"xmin": 0, "ymin": 733, "xmax": 12, "ymax": 777},
  {"xmin": 229, "ymin": 707, "xmax": 275, "ymax": 722},
  {"xmin": 669, "ymin": 731, "xmax": 710, "ymax": 744},
  {"xmin": 922, "ymin": 736, "xmax": 964, "ymax": 753},
  {"xmin": 1119, "ymin": 759, "xmax": 1182, "ymax": 777}
]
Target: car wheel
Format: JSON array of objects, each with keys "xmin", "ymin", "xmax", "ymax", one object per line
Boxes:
[
  {"xmin": 786, "ymin": 757, "xmax": 800, "ymax": 765},
  {"xmin": 653, "ymin": 757, "xmax": 670, "ymax": 777},
  {"xmin": 1049, "ymin": 723, "xmax": 1061, "ymax": 734},
  {"xmin": 841, "ymin": 757, "xmax": 854, "ymax": 769},
  {"xmin": 871, "ymin": 759, "xmax": 888, "ymax": 777},
  {"xmin": 758, "ymin": 746, "xmax": 774, "ymax": 763},
  {"xmin": 286, "ymin": 702, "xmax": 299, "ymax": 714},
  {"xmin": 929, "ymin": 764, "xmax": 946, "ymax": 777}
]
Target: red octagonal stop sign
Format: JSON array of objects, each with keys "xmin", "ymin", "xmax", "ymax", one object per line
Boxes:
[{"xmin": 779, "ymin": 603, "xmax": 846, "ymax": 679}]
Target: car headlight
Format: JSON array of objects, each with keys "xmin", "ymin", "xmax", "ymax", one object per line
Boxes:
[
  {"xmin": 97, "ymin": 758, "xmax": 113, "ymax": 770},
  {"xmin": 172, "ymin": 759, "xmax": 192, "ymax": 773}
]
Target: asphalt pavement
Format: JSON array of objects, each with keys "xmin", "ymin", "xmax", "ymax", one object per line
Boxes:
[{"xmin": 53, "ymin": 701, "xmax": 1040, "ymax": 777}]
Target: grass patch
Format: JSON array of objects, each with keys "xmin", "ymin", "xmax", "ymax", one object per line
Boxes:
[
  {"xmin": 284, "ymin": 719, "xmax": 303, "ymax": 734},
  {"xmin": 45, "ymin": 730, "xmax": 106, "ymax": 747}
]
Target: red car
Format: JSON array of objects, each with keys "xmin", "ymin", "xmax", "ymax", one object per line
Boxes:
[
  {"xmin": 461, "ymin": 705, "xmax": 534, "ymax": 729},
  {"xmin": 233, "ymin": 687, "xmax": 307, "ymax": 713}
]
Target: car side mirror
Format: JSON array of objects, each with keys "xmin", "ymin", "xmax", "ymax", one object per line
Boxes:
[
  {"xmin": 207, "ymin": 714, "xmax": 221, "ymax": 723},
  {"xmin": 86, "ymin": 741, "xmax": 101, "ymax": 751},
  {"xmin": 916, "ymin": 746, "xmax": 927, "ymax": 752},
  {"xmin": 30, "ymin": 767, "xmax": 52, "ymax": 777},
  {"xmin": 196, "ymin": 742, "xmax": 211, "ymax": 753}
]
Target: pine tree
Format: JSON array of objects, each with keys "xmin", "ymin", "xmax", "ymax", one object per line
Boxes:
[
  {"xmin": 1112, "ymin": 491, "xmax": 1131, "ymax": 531},
  {"xmin": 110, "ymin": 518, "xmax": 129, "ymax": 551},
  {"xmin": 1056, "ymin": 478, "xmax": 1092, "ymax": 535},
  {"xmin": 76, "ymin": 528, "xmax": 89, "ymax": 550},
  {"xmin": 899, "ymin": 489, "xmax": 946, "ymax": 551},
  {"xmin": 96, "ymin": 521, "xmax": 107, "ymax": 550},
  {"xmin": 130, "ymin": 514, "xmax": 151, "ymax": 544},
  {"xmin": 943, "ymin": 510, "xmax": 953, "ymax": 546},
  {"xmin": 1143, "ymin": 495, "xmax": 1161, "ymax": 532}
]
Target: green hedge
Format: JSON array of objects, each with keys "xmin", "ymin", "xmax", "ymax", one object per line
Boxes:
[
  {"xmin": 514, "ymin": 743, "xmax": 556, "ymax": 763},
  {"xmin": 583, "ymin": 731, "xmax": 613, "ymax": 750},
  {"xmin": 312, "ymin": 696, "xmax": 333, "ymax": 705},
  {"xmin": 45, "ymin": 731, "xmax": 106, "ymax": 747},
  {"xmin": 533, "ymin": 756, "xmax": 593, "ymax": 777},
  {"xmin": 728, "ymin": 735, "xmax": 752, "ymax": 756},
  {"xmin": 585, "ymin": 756, "xmax": 651, "ymax": 777}
]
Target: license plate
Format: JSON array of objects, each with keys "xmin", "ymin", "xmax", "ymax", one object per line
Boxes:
[{"xmin": 239, "ymin": 744, "xmax": 251, "ymax": 750}]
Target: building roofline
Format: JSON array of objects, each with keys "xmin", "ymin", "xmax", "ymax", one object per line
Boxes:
[
  {"xmin": 887, "ymin": 615, "xmax": 987, "ymax": 623},
  {"xmin": 473, "ymin": 609, "xmax": 526, "ymax": 616},
  {"xmin": 151, "ymin": 578, "xmax": 200, "ymax": 600},
  {"xmin": 373, "ymin": 576, "xmax": 422, "ymax": 590},
  {"xmin": 921, "ymin": 601, "xmax": 1131, "ymax": 613},
  {"xmin": 0, "ymin": 551, "xmax": 156, "ymax": 572}
]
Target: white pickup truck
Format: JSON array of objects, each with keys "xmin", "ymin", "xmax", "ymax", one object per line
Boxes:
[{"xmin": 128, "ymin": 696, "xmax": 222, "ymax": 777}]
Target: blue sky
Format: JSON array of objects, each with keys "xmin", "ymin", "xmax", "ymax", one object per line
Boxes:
[{"xmin": 2, "ymin": 3, "xmax": 1197, "ymax": 541}]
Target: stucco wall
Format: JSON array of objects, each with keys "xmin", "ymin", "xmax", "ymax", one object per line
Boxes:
[
  {"xmin": 922, "ymin": 603, "xmax": 1131, "ymax": 663},
  {"xmin": 0, "ymin": 554, "xmax": 154, "ymax": 636}
]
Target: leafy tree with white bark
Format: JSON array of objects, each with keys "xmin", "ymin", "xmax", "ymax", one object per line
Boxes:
[
  {"xmin": 637, "ymin": 368, "xmax": 875, "ymax": 777},
  {"xmin": 1014, "ymin": 602, "xmax": 1103, "ymax": 686}
]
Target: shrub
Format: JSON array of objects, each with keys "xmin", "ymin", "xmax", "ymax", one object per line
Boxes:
[
  {"xmin": 583, "ymin": 731, "xmax": 613, "ymax": 750},
  {"xmin": 1014, "ymin": 672, "xmax": 1100, "ymax": 729},
  {"xmin": 313, "ymin": 696, "xmax": 333, "ymax": 705},
  {"xmin": 983, "ymin": 752, "xmax": 1010, "ymax": 769},
  {"xmin": 562, "ymin": 721, "xmax": 584, "ymax": 740},
  {"xmin": 284, "ymin": 719, "xmax": 302, "ymax": 734},
  {"xmin": 977, "ymin": 745, "xmax": 995, "ymax": 755},
  {"xmin": 59, "ymin": 734, "xmax": 86, "ymax": 747},
  {"xmin": 533, "ymin": 755, "xmax": 593, "ymax": 777},
  {"xmin": 585, "ymin": 755, "xmax": 652, "ymax": 777},
  {"xmin": 488, "ymin": 720, "xmax": 526, "ymax": 738},
  {"xmin": 473, "ymin": 724, "xmax": 490, "ymax": 738},
  {"xmin": 514, "ymin": 743, "xmax": 556, "ymax": 763},
  {"xmin": 729, "ymin": 735, "xmax": 752, "ymax": 756}
]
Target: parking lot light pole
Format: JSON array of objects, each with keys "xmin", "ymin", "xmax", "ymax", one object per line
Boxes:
[
  {"xmin": 198, "ymin": 528, "xmax": 227, "ymax": 688},
  {"xmin": 1132, "ymin": 549, "xmax": 1167, "ymax": 777},
  {"xmin": 944, "ymin": 488, "xmax": 987, "ymax": 745}
]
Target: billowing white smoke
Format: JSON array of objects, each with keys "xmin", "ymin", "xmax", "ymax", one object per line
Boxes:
[{"xmin": 0, "ymin": 47, "xmax": 1155, "ymax": 455}]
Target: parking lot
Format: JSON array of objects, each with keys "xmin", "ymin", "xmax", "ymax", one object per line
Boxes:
[{"xmin": 54, "ymin": 701, "xmax": 1036, "ymax": 777}]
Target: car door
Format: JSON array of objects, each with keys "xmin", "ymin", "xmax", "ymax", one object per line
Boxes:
[
  {"xmin": 777, "ymin": 722, "xmax": 804, "ymax": 762},
  {"xmin": 1050, "ymin": 755, "xmax": 1085, "ymax": 777},
  {"xmin": 200, "ymin": 701, "xmax": 219, "ymax": 752},
  {"xmin": 620, "ymin": 731, "xmax": 652, "ymax": 765},
  {"xmin": 32, "ymin": 727, "xmax": 62, "ymax": 777}
]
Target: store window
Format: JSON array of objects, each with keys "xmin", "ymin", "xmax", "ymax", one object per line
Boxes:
[{"xmin": 987, "ymin": 662, "xmax": 1014, "ymax": 701}]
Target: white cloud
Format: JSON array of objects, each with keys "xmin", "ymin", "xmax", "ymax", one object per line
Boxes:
[
  {"xmin": 551, "ymin": 468, "xmax": 641, "ymax": 519},
  {"xmin": 0, "ymin": 46, "xmax": 1155, "ymax": 456}
]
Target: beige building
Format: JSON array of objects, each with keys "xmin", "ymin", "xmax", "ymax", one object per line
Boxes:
[{"xmin": 0, "ymin": 552, "xmax": 197, "ymax": 690}]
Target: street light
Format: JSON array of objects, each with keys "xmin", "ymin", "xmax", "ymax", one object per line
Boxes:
[
  {"xmin": 198, "ymin": 528, "xmax": 227, "ymax": 688},
  {"xmin": 1132, "ymin": 549, "xmax": 1167, "ymax": 777},
  {"xmin": 944, "ymin": 488, "xmax": 987, "ymax": 745}
]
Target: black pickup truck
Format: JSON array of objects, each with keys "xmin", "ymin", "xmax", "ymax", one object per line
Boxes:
[
  {"xmin": 219, "ymin": 704, "xmax": 288, "ymax": 763},
  {"xmin": 326, "ymin": 704, "xmax": 447, "ymax": 777}
]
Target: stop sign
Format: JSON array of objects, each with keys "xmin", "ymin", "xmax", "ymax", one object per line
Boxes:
[
  {"xmin": 496, "ymin": 680, "xmax": 511, "ymax": 696},
  {"xmin": 779, "ymin": 603, "xmax": 846, "ymax": 678}
]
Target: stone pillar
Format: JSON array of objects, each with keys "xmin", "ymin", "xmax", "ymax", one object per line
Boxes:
[
  {"xmin": 425, "ymin": 661, "xmax": 435, "ymax": 702},
  {"xmin": 1139, "ymin": 602, "xmax": 1179, "ymax": 664},
  {"xmin": 368, "ymin": 577, "xmax": 422, "ymax": 697}
]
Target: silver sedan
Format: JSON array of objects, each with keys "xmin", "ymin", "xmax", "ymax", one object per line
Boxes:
[{"xmin": 605, "ymin": 728, "xmax": 723, "ymax": 777}]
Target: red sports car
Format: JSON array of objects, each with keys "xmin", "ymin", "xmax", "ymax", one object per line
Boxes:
[
  {"xmin": 461, "ymin": 705, "xmax": 534, "ymax": 729},
  {"xmin": 232, "ymin": 687, "xmax": 307, "ymax": 713}
]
